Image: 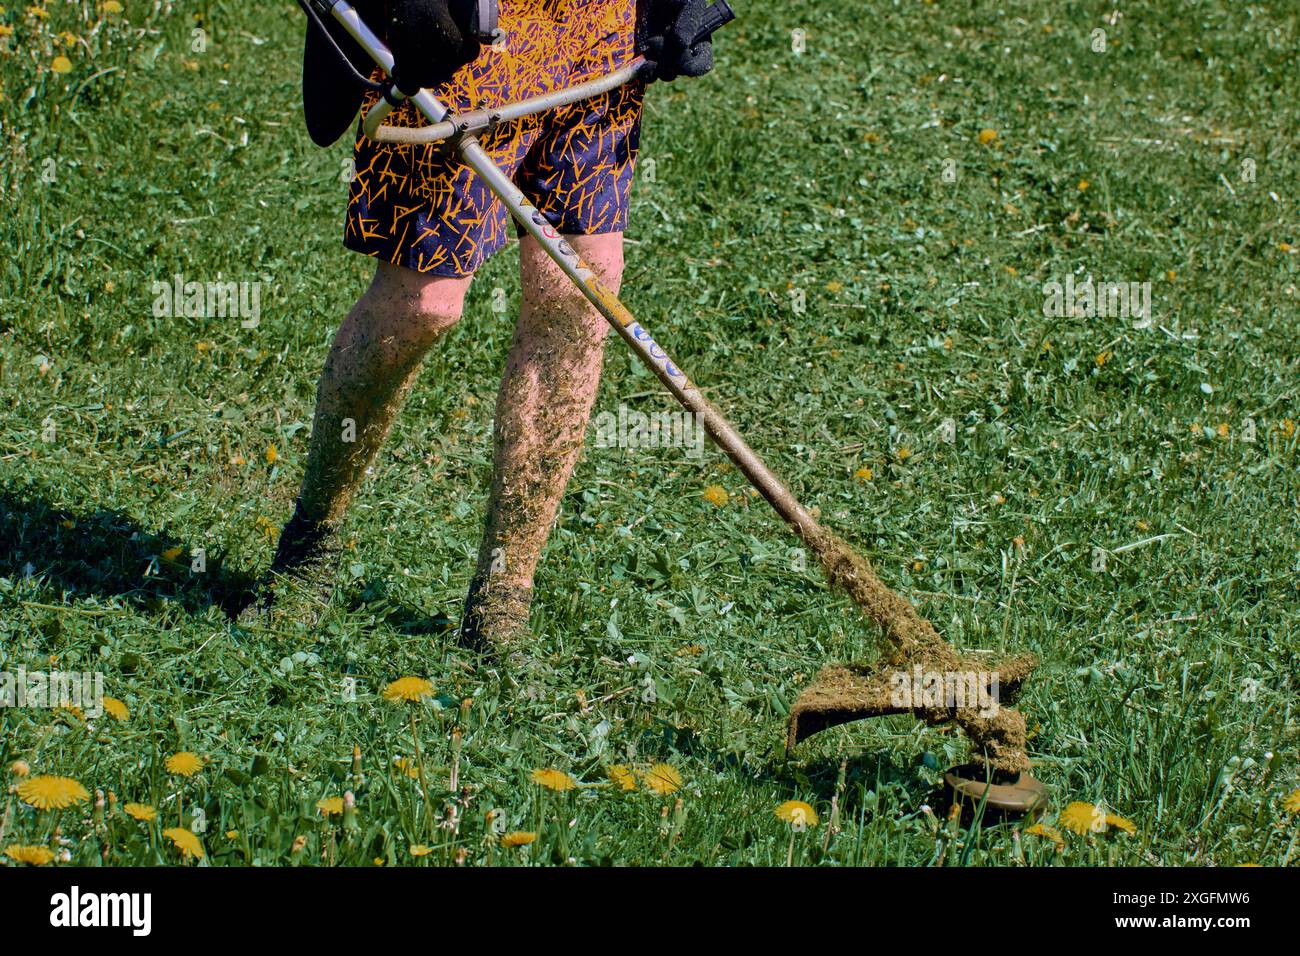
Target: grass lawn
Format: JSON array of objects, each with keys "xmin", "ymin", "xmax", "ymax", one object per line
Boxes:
[{"xmin": 1, "ymin": 0, "xmax": 1298, "ymax": 867}]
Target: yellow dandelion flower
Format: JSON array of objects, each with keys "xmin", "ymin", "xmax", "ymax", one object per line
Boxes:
[
  {"xmin": 316, "ymin": 796, "xmax": 344, "ymax": 816},
  {"xmin": 51, "ymin": 55, "xmax": 73, "ymax": 74},
  {"xmin": 854, "ymin": 466, "xmax": 873, "ymax": 481},
  {"xmin": 5, "ymin": 844, "xmax": 55, "ymax": 865},
  {"xmin": 1059, "ymin": 801, "xmax": 1107, "ymax": 834},
  {"xmin": 501, "ymin": 831, "xmax": 537, "ymax": 848},
  {"xmin": 29, "ymin": 6, "xmax": 51, "ymax": 19},
  {"xmin": 123, "ymin": 802, "xmax": 156, "ymax": 822},
  {"xmin": 896, "ymin": 446, "xmax": 912, "ymax": 462},
  {"xmin": 1280, "ymin": 242, "xmax": 1295, "ymax": 254},
  {"xmin": 976, "ymin": 128, "xmax": 998, "ymax": 145},
  {"xmin": 393, "ymin": 757, "xmax": 419, "ymax": 778},
  {"xmin": 1281, "ymin": 789, "xmax": 1300, "ymax": 815},
  {"xmin": 775, "ymin": 800, "xmax": 818, "ymax": 828},
  {"xmin": 825, "ymin": 281, "xmax": 844, "ymax": 293},
  {"xmin": 103, "ymin": 0, "xmax": 124, "ymax": 13},
  {"xmin": 382, "ymin": 676, "xmax": 434, "ymax": 703},
  {"xmin": 101, "ymin": 697, "xmax": 128, "ymax": 721},
  {"xmin": 607, "ymin": 765, "xmax": 637, "ymax": 792},
  {"xmin": 408, "ymin": 844, "xmax": 434, "ymax": 857},
  {"xmin": 10, "ymin": 760, "xmax": 31, "ymax": 777},
  {"xmin": 0, "ymin": 25, "xmax": 14, "ymax": 38},
  {"xmin": 162, "ymin": 827, "xmax": 204, "ymax": 859},
  {"xmin": 16, "ymin": 775, "xmax": 90, "ymax": 811},
  {"xmin": 160, "ymin": 545, "xmax": 184, "ymax": 562},
  {"xmin": 1077, "ymin": 179, "xmax": 1090, "ymax": 191},
  {"xmin": 530, "ymin": 768, "xmax": 577, "ymax": 792},
  {"xmin": 701, "ymin": 484, "xmax": 729, "ymax": 507},
  {"xmin": 640, "ymin": 764, "xmax": 682, "ymax": 795},
  {"xmin": 1024, "ymin": 822, "xmax": 1063, "ymax": 845},
  {"xmin": 1105, "ymin": 812, "xmax": 1137, "ymax": 835},
  {"xmin": 164, "ymin": 751, "xmax": 202, "ymax": 777},
  {"xmin": 265, "ymin": 444, "xmax": 278, "ymax": 464}
]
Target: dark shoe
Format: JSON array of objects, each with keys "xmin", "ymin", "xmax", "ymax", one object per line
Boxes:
[
  {"xmin": 234, "ymin": 506, "xmax": 344, "ymax": 628},
  {"xmin": 459, "ymin": 575, "xmax": 533, "ymax": 660}
]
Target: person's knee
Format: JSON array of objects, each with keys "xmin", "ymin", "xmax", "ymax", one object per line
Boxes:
[
  {"xmin": 366, "ymin": 261, "xmax": 471, "ymax": 342},
  {"xmin": 519, "ymin": 233, "xmax": 623, "ymax": 344},
  {"xmin": 574, "ymin": 233, "xmax": 626, "ymax": 294}
]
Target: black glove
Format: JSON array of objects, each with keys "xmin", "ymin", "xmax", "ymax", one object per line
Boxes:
[
  {"xmin": 387, "ymin": 0, "xmax": 484, "ymax": 95},
  {"xmin": 640, "ymin": 0, "xmax": 714, "ymax": 82}
]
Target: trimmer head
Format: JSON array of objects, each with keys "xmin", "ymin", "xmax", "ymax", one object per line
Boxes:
[{"xmin": 786, "ymin": 653, "xmax": 1046, "ymax": 811}]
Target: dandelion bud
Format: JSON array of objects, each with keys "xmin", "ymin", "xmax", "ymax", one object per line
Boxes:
[{"xmin": 343, "ymin": 790, "xmax": 359, "ymax": 831}]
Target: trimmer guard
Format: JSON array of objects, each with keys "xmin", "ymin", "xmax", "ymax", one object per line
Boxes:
[{"xmin": 786, "ymin": 653, "xmax": 1038, "ymax": 750}]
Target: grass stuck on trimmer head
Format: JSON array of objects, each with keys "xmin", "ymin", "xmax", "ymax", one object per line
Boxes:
[{"xmin": 787, "ymin": 530, "xmax": 1047, "ymax": 812}]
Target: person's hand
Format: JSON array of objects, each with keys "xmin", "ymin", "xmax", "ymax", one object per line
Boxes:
[
  {"xmin": 387, "ymin": 0, "xmax": 485, "ymax": 94},
  {"xmin": 642, "ymin": 0, "xmax": 714, "ymax": 82}
]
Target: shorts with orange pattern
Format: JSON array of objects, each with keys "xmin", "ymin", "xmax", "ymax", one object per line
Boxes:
[{"xmin": 344, "ymin": 0, "xmax": 644, "ymax": 277}]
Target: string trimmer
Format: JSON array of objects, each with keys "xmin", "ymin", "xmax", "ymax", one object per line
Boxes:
[{"xmin": 300, "ymin": 0, "xmax": 1046, "ymax": 812}]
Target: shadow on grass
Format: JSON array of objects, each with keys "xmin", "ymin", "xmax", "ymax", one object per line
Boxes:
[
  {"xmin": 349, "ymin": 582, "xmax": 458, "ymax": 637},
  {"xmin": 639, "ymin": 716, "xmax": 928, "ymax": 812},
  {"xmin": 0, "ymin": 489, "xmax": 256, "ymax": 618}
]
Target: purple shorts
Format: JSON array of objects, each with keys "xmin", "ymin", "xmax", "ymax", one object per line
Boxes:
[{"xmin": 345, "ymin": 0, "xmax": 644, "ymax": 277}]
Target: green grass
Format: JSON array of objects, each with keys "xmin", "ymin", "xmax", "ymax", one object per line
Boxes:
[{"xmin": 1, "ymin": 0, "xmax": 1298, "ymax": 867}]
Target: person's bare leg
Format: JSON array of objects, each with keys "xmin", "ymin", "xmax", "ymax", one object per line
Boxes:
[
  {"xmin": 239, "ymin": 261, "xmax": 471, "ymax": 621},
  {"xmin": 461, "ymin": 232, "xmax": 624, "ymax": 653},
  {"xmin": 295, "ymin": 262, "xmax": 471, "ymax": 526}
]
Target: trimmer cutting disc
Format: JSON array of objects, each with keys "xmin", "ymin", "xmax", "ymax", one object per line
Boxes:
[{"xmin": 944, "ymin": 763, "xmax": 1048, "ymax": 814}]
